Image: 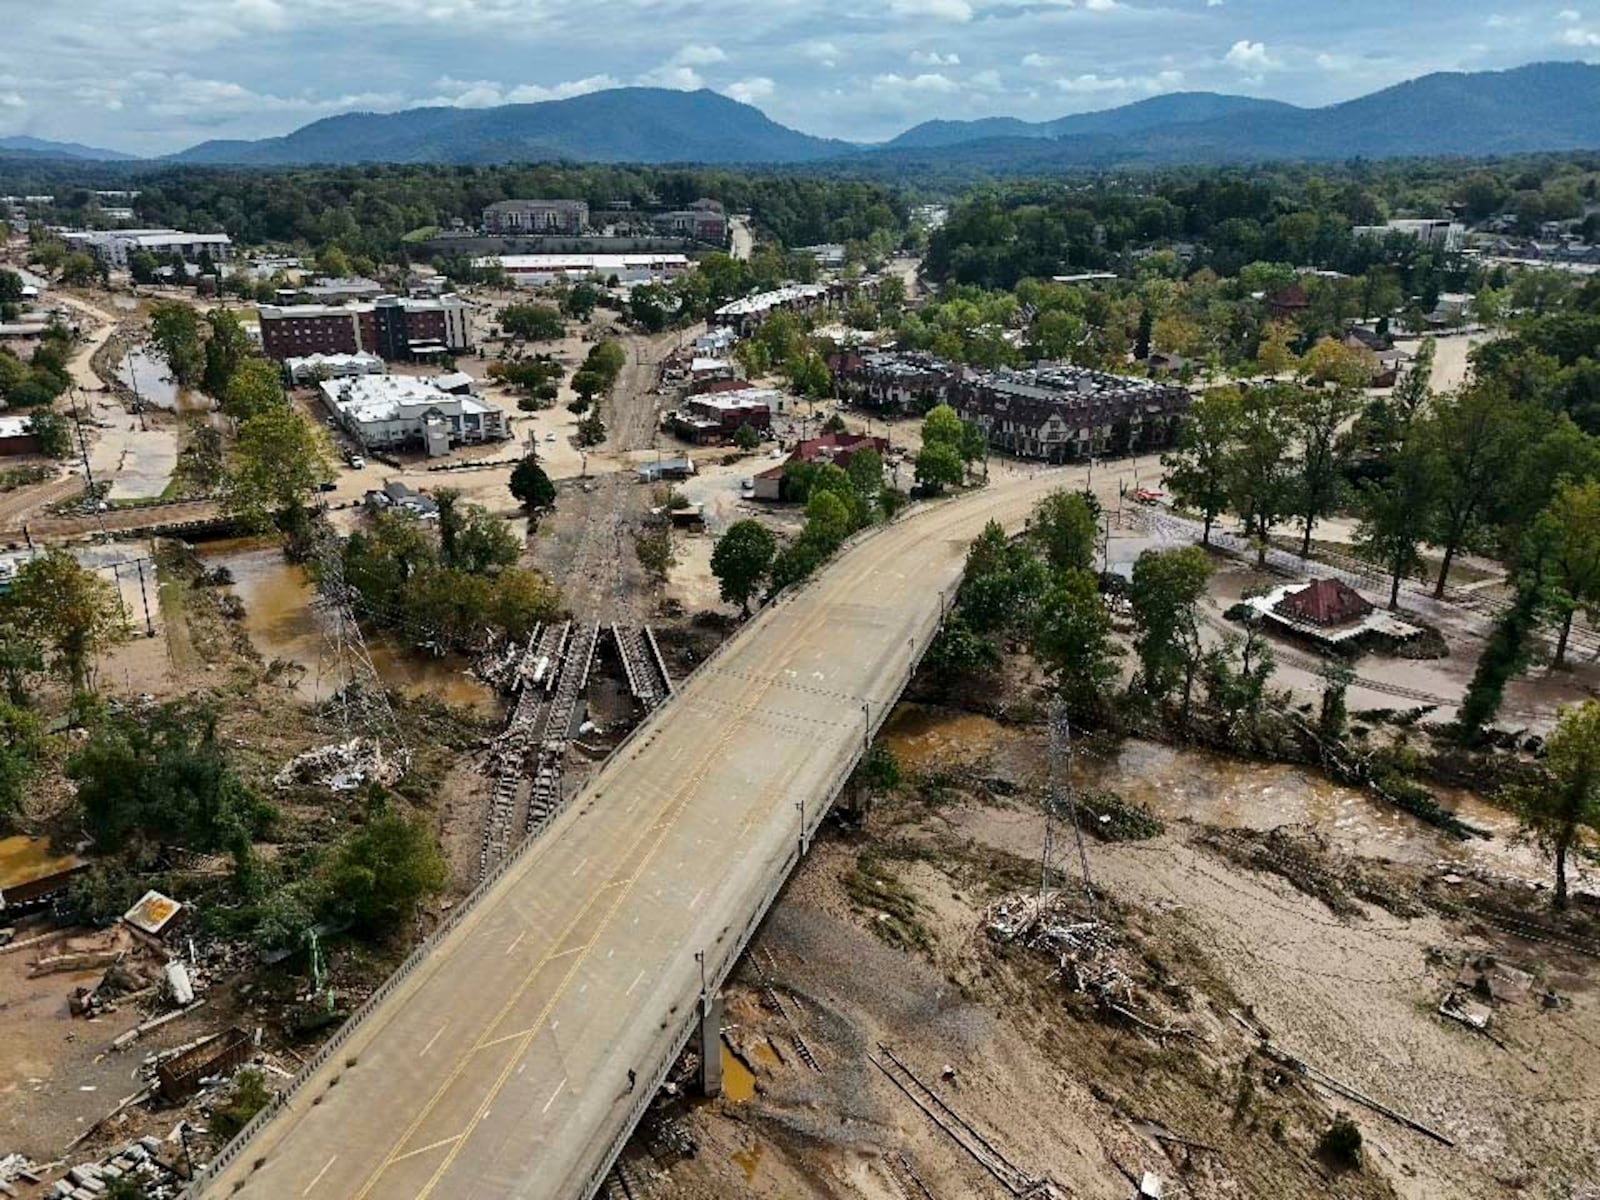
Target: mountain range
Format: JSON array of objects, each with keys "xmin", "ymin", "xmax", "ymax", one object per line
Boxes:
[
  {"xmin": 0, "ymin": 134, "xmax": 137, "ymax": 162},
  {"xmin": 6, "ymin": 62, "xmax": 1600, "ymax": 171}
]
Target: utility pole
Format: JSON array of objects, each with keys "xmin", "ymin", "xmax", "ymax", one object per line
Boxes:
[
  {"xmin": 67, "ymin": 387, "xmax": 95, "ymax": 495},
  {"xmin": 136, "ymin": 557, "xmax": 155, "ymax": 637}
]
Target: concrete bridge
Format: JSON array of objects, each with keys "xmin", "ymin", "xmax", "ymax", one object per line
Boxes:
[{"xmin": 189, "ymin": 466, "xmax": 1078, "ymax": 1200}]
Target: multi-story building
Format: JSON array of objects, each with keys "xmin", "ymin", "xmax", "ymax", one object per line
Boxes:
[
  {"xmin": 318, "ymin": 375, "xmax": 507, "ymax": 457},
  {"xmin": 282, "ymin": 352, "xmax": 387, "ymax": 386},
  {"xmin": 482, "ymin": 199, "xmax": 589, "ymax": 236},
  {"xmin": 829, "ymin": 350, "xmax": 955, "ymax": 414},
  {"xmin": 650, "ymin": 199, "xmax": 728, "ymax": 245},
  {"xmin": 63, "ymin": 229, "xmax": 234, "ymax": 269},
  {"xmin": 477, "ymin": 253, "xmax": 691, "ymax": 287},
  {"xmin": 712, "ymin": 283, "xmax": 836, "ymax": 336},
  {"xmin": 949, "ymin": 365, "xmax": 1189, "ymax": 462},
  {"xmin": 257, "ymin": 295, "xmax": 471, "ymax": 362},
  {"xmin": 668, "ymin": 387, "xmax": 778, "ymax": 444},
  {"xmin": 1352, "ymin": 219, "xmax": 1465, "ymax": 253}
]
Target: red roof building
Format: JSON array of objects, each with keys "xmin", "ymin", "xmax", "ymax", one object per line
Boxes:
[
  {"xmin": 1272, "ymin": 578, "xmax": 1373, "ymax": 627},
  {"xmin": 752, "ymin": 432, "xmax": 890, "ymax": 500}
]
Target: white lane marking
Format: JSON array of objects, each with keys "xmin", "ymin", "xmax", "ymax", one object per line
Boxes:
[
  {"xmin": 542, "ymin": 1077, "xmax": 567, "ymax": 1114},
  {"xmin": 504, "ymin": 931, "xmax": 526, "ymax": 956},
  {"xmin": 626, "ymin": 969, "xmax": 646, "ymax": 996},
  {"xmin": 570, "ymin": 855, "xmax": 590, "ymax": 877},
  {"xmin": 389, "ymin": 1134, "xmax": 463, "ymax": 1165},
  {"xmin": 420, "ymin": 1023, "xmax": 449, "ymax": 1057},
  {"xmin": 303, "ymin": 1155, "xmax": 338, "ymax": 1195}
]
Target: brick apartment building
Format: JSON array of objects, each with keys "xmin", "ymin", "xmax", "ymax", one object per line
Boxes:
[
  {"xmin": 949, "ymin": 365, "xmax": 1188, "ymax": 462},
  {"xmin": 482, "ymin": 199, "xmax": 589, "ymax": 236},
  {"xmin": 668, "ymin": 387, "xmax": 778, "ymax": 444},
  {"xmin": 258, "ymin": 295, "xmax": 471, "ymax": 362},
  {"xmin": 829, "ymin": 350, "xmax": 955, "ymax": 414}
]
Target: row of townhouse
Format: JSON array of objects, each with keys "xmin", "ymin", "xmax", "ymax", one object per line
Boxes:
[{"xmin": 833, "ymin": 351, "xmax": 1190, "ymax": 463}]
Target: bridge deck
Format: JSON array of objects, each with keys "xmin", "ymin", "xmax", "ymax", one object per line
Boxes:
[{"xmin": 195, "ymin": 470, "xmax": 1068, "ymax": 1200}]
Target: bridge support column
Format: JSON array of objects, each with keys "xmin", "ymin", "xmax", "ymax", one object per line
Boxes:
[
  {"xmin": 841, "ymin": 778, "xmax": 873, "ymax": 822},
  {"xmin": 697, "ymin": 992, "xmax": 724, "ymax": 1098}
]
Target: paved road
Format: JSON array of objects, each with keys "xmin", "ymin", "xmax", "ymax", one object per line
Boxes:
[{"xmin": 193, "ymin": 465, "xmax": 1083, "ymax": 1200}]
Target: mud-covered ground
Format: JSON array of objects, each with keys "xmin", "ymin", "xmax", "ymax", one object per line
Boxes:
[{"xmin": 630, "ymin": 704, "xmax": 1599, "ymax": 1200}]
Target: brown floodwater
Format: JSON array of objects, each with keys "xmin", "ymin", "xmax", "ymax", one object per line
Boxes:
[
  {"xmin": 720, "ymin": 1043, "xmax": 757, "ymax": 1103},
  {"xmin": 199, "ymin": 539, "xmax": 502, "ymax": 716},
  {"xmin": 881, "ymin": 704, "xmax": 1544, "ymax": 883}
]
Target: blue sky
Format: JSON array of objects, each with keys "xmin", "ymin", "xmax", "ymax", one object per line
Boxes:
[{"xmin": 2, "ymin": 0, "xmax": 1597, "ymax": 155}]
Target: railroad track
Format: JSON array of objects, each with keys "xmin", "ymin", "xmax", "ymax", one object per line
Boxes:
[
  {"xmin": 871, "ymin": 1045, "xmax": 1063, "ymax": 1199},
  {"xmin": 613, "ymin": 624, "xmax": 673, "ymax": 711},
  {"xmin": 527, "ymin": 622, "xmax": 600, "ymax": 836},
  {"xmin": 479, "ymin": 621, "xmax": 569, "ymax": 878}
]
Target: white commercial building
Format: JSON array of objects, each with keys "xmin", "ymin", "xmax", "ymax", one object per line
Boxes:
[
  {"xmin": 63, "ymin": 228, "xmax": 234, "ymax": 269},
  {"xmin": 282, "ymin": 352, "xmax": 387, "ymax": 385},
  {"xmin": 1352, "ymin": 219, "xmax": 1465, "ymax": 253},
  {"xmin": 318, "ymin": 375, "xmax": 508, "ymax": 457},
  {"xmin": 478, "ymin": 254, "xmax": 692, "ymax": 287}
]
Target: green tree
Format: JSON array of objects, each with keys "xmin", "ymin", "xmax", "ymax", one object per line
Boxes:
[
  {"xmin": 499, "ymin": 303, "xmax": 564, "ymax": 341},
  {"xmin": 634, "ymin": 524, "xmax": 675, "ymax": 582},
  {"xmin": 0, "ymin": 701, "xmax": 44, "ymax": 817},
  {"xmin": 222, "ymin": 405, "xmax": 335, "ymax": 535},
  {"xmin": 324, "ymin": 809, "xmax": 446, "ymax": 934},
  {"xmin": 921, "ymin": 403, "xmax": 964, "ymax": 451},
  {"xmin": 220, "ymin": 357, "xmax": 285, "ymax": 423},
  {"xmin": 710, "ymin": 519, "xmax": 778, "ymax": 615},
  {"xmin": 1163, "ymin": 389, "xmax": 1241, "ymax": 545},
  {"xmin": 1356, "ymin": 437, "xmax": 1442, "ymax": 609},
  {"xmin": 1228, "ymin": 386, "xmax": 1294, "ymax": 565},
  {"xmin": 7, "ymin": 549, "xmax": 124, "ymax": 693},
  {"xmin": 1457, "ymin": 549, "xmax": 1550, "ymax": 740},
  {"xmin": 1288, "ymin": 387, "xmax": 1359, "ymax": 557},
  {"xmin": 1128, "ymin": 547, "xmax": 1211, "ymax": 715},
  {"xmin": 1514, "ymin": 699, "xmax": 1600, "ymax": 909},
  {"xmin": 1032, "ymin": 490, "xmax": 1099, "ymax": 575},
  {"xmin": 915, "ymin": 442, "xmax": 963, "ymax": 493},
  {"xmin": 25, "ymin": 408, "xmax": 72, "ymax": 459},
  {"xmin": 509, "ymin": 456, "xmax": 556, "ymax": 509},
  {"xmin": 805, "ymin": 488, "xmax": 853, "ymax": 549},
  {"xmin": 315, "ymin": 244, "xmax": 353, "ymax": 278},
  {"xmin": 68, "ymin": 703, "xmax": 266, "ymax": 853},
  {"xmin": 148, "ymin": 302, "xmax": 204, "ymax": 388},
  {"xmin": 1538, "ymin": 481, "xmax": 1600, "ymax": 667},
  {"xmin": 1428, "ymin": 382, "xmax": 1543, "ymax": 597},
  {"xmin": 1034, "ymin": 569, "xmax": 1120, "ymax": 719},
  {"xmin": 734, "ymin": 422, "xmax": 761, "ymax": 452},
  {"xmin": 60, "ymin": 252, "xmax": 98, "ymax": 286},
  {"xmin": 576, "ymin": 410, "xmax": 606, "ymax": 447},
  {"xmin": 202, "ymin": 308, "xmax": 253, "ymax": 398}
]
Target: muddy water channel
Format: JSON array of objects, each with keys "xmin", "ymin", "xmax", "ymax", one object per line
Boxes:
[
  {"xmin": 198, "ymin": 539, "xmax": 502, "ymax": 716},
  {"xmin": 881, "ymin": 703, "xmax": 1543, "ymax": 883}
]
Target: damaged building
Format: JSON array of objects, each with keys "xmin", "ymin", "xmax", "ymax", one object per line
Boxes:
[{"xmin": 948, "ymin": 365, "xmax": 1189, "ymax": 462}]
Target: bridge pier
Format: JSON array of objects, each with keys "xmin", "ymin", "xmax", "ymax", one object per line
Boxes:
[{"xmin": 697, "ymin": 991, "xmax": 724, "ymax": 1098}]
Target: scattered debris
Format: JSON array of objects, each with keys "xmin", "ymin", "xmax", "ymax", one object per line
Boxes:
[
  {"xmin": 124, "ymin": 890, "xmax": 186, "ymax": 940},
  {"xmin": 273, "ymin": 737, "xmax": 406, "ymax": 791}
]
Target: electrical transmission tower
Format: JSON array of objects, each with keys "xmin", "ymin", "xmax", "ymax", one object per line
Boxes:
[
  {"xmin": 310, "ymin": 525, "xmax": 408, "ymax": 770},
  {"xmin": 1038, "ymin": 698, "xmax": 1098, "ymax": 921}
]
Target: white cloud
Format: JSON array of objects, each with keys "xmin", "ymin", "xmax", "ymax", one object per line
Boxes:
[
  {"xmin": 888, "ymin": 0, "xmax": 974, "ymax": 22},
  {"xmin": 425, "ymin": 74, "xmax": 617, "ymax": 107},
  {"xmin": 1055, "ymin": 69, "xmax": 1181, "ymax": 93},
  {"xmin": 1084, "ymin": 0, "xmax": 1120, "ymax": 10},
  {"xmin": 1223, "ymin": 39, "xmax": 1276, "ymax": 70},
  {"xmin": 1561, "ymin": 24, "xmax": 1600, "ymax": 42},
  {"xmin": 871, "ymin": 71, "xmax": 962, "ymax": 93},
  {"xmin": 724, "ymin": 76, "xmax": 775, "ymax": 103},
  {"xmin": 1558, "ymin": 8, "xmax": 1581, "ymax": 19},
  {"xmin": 910, "ymin": 50, "xmax": 961, "ymax": 66},
  {"xmin": 1021, "ymin": 52, "xmax": 1053, "ymax": 67},
  {"xmin": 0, "ymin": 92, "xmax": 26, "ymax": 108},
  {"xmin": 800, "ymin": 41, "xmax": 842, "ymax": 67},
  {"xmin": 672, "ymin": 44, "xmax": 727, "ymax": 66},
  {"xmin": 1206, "ymin": 0, "xmax": 1224, "ymax": 6},
  {"xmin": 969, "ymin": 69, "xmax": 1003, "ymax": 91},
  {"xmin": 635, "ymin": 63, "xmax": 704, "ymax": 90}
]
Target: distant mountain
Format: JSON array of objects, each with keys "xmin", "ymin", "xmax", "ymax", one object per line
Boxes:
[
  {"xmin": 877, "ymin": 62, "xmax": 1600, "ymax": 172},
  {"xmin": 0, "ymin": 134, "xmax": 136, "ymax": 161},
  {"xmin": 170, "ymin": 88, "xmax": 855, "ymax": 166},
  {"xmin": 886, "ymin": 92, "xmax": 1298, "ymax": 150}
]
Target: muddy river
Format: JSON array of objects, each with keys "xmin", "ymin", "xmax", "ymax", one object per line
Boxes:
[
  {"xmin": 199, "ymin": 539, "xmax": 502, "ymax": 716},
  {"xmin": 881, "ymin": 704, "xmax": 1544, "ymax": 884}
]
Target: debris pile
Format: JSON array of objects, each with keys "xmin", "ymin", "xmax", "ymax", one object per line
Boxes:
[
  {"xmin": 986, "ymin": 892, "xmax": 1197, "ymax": 1040},
  {"xmin": 42, "ymin": 1136, "xmax": 185, "ymax": 1199},
  {"xmin": 273, "ymin": 737, "xmax": 406, "ymax": 792}
]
